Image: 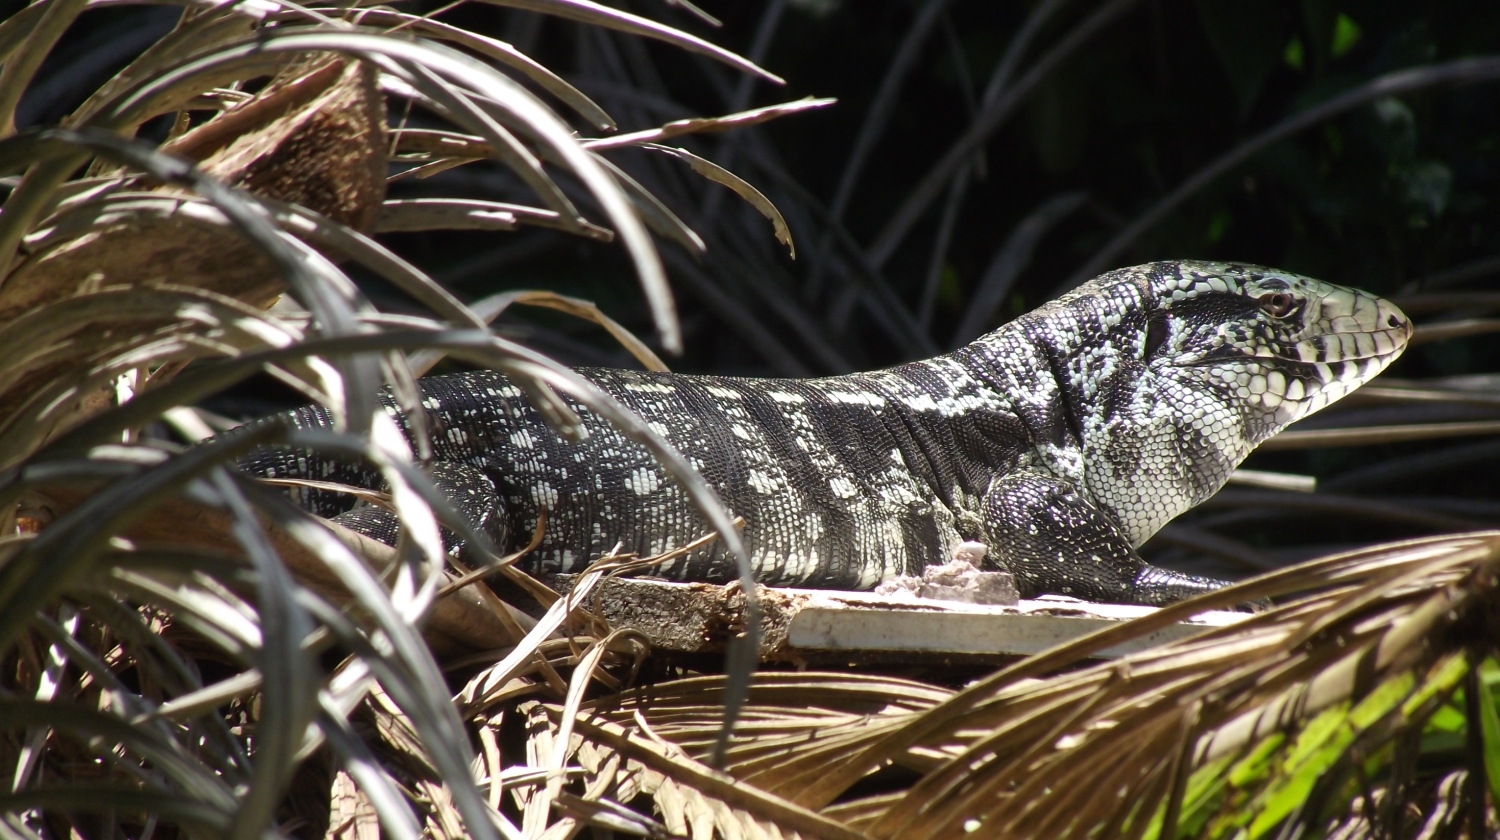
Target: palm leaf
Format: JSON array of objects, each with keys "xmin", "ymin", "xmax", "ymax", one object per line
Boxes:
[
  {"xmin": 0, "ymin": 4, "xmax": 794, "ymax": 837},
  {"xmin": 505, "ymin": 534, "xmax": 1500, "ymax": 839}
]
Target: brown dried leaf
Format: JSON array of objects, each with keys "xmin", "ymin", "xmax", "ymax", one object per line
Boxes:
[
  {"xmin": 583, "ymin": 98, "xmax": 836, "ymax": 152},
  {"xmin": 325, "ymin": 770, "xmax": 381, "ymax": 840},
  {"xmin": 473, "ymin": 0, "xmax": 783, "ymax": 84},
  {"xmin": 31, "ymin": 480, "xmax": 518, "ymax": 657},
  {"xmin": 645, "ymin": 144, "xmax": 795, "ymax": 258},
  {"xmin": 168, "ymin": 56, "xmax": 388, "ymax": 230},
  {"xmin": 0, "ymin": 57, "xmax": 388, "ymax": 416}
]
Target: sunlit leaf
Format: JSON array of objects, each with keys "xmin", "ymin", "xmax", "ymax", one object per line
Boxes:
[{"xmin": 646, "ymin": 143, "xmax": 795, "ymax": 259}]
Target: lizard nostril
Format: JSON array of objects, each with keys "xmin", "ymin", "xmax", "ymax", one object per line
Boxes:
[{"xmin": 1386, "ymin": 314, "xmax": 1401, "ymax": 328}]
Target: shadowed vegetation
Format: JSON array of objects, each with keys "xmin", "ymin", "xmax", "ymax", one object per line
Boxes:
[{"xmin": 1, "ymin": 1, "xmax": 1498, "ymax": 838}]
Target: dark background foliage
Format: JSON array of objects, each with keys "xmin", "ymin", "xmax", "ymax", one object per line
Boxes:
[
  {"xmin": 401, "ymin": 0, "xmax": 1500, "ymax": 373},
  {"xmin": 375, "ymin": 0, "xmax": 1500, "ymax": 580},
  {"xmin": 17, "ymin": 0, "xmax": 1500, "ymax": 581}
]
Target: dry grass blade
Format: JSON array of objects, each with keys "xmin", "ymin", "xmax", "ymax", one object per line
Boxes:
[
  {"xmin": 266, "ymin": 507, "xmax": 513, "ymax": 840},
  {"xmin": 1197, "ymin": 489, "xmax": 1492, "ymax": 533},
  {"xmin": 24, "ymin": 188, "xmax": 482, "ymax": 348},
  {"xmin": 317, "ymin": 8, "xmax": 616, "ymax": 130},
  {"xmin": 317, "ymin": 703, "xmax": 424, "ymax": 840},
  {"xmin": 475, "ymin": 0, "xmax": 784, "ymax": 85},
  {"xmin": 0, "ymin": 789, "xmax": 234, "ymax": 835},
  {"xmin": 570, "ymin": 673, "xmax": 951, "ymax": 803},
  {"xmin": 0, "ymin": 0, "xmax": 87, "ymax": 137},
  {"xmin": 0, "ymin": 284, "xmax": 292, "ymax": 398},
  {"xmin": 593, "ymin": 152, "xmax": 707, "ymax": 256},
  {"xmin": 1410, "ymin": 317, "xmax": 1500, "ymax": 344},
  {"xmin": 0, "ymin": 5, "xmax": 809, "ymax": 838},
  {"xmin": 438, "ymin": 508, "xmax": 550, "ymax": 599},
  {"xmin": 468, "ymin": 290, "xmax": 669, "ymax": 372},
  {"xmin": 457, "ymin": 562, "xmax": 611, "ymax": 715},
  {"xmin": 571, "ymin": 715, "xmax": 868, "ymax": 840},
  {"xmin": 1352, "ymin": 382, "xmax": 1500, "ymax": 408},
  {"xmin": 56, "ymin": 28, "xmax": 678, "ymax": 353},
  {"xmin": 376, "ymin": 196, "xmax": 614, "ymax": 240},
  {"xmin": 78, "ymin": 128, "xmax": 385, "ymax": 423},
  {"xmin": 646, "ymin": 144, "xmax": 795, "ymax": 259},
  {"xmin": 1224, "ymin": 468, "xmax": 1316, "ymax": 493},
  {"xmin": 370, "ymin": 51, "xmax": 583, "ymax": 227},
  {"xmin": 532, "ymin": 631, "xmax": 649, "ymax": 835},
  {"xmin": 551, "ymin": 792, "xmax": 679, "ymax": 838},
  {"xmin": 0, "ymin": 424, "xmax": 281, "ymax": 649},
  {"xmin": 1255, "ymin": 420, "xmax": 1500, "ymax": 450},
  {"xmin": 1391, "ymin": 291, "xmax": 1500, "ymax": 314},
  {"xmin": 859, "ymin": 534, "xmax": 1500, "ymax": 838},
  {"xmin": 212, "ymin": 470, "xmax": 321, "ymax": 840},
  {"xmin": 583, "ymin": 97, "xmax": 835, "ymax": 152}
]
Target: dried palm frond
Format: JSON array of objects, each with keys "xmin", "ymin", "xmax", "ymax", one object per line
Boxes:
[
  {"xmin": 509, "ymin": 532, "xmax": 1500, "ymax": 839},
  {"xmin": 5, "ymin": 4, "xmax": 1497, "ymax": 839},
  {"xmin": 0, "ymin": 3, "xmax": 804, "ymax": 838}
]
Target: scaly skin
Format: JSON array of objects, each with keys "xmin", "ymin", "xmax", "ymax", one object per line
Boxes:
[{"xmin": 239, "ymin": 261, "xmax": 1411, "ymax": 605}]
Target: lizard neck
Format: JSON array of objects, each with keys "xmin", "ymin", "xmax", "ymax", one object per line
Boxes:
[{"xmin": 956, "ymin": 283, "xmax": 1250, "ymax": 547}]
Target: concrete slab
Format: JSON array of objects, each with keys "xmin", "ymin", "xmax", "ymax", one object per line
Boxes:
[{"xmin": 551, "ymin": 575, "xmax": 1246, "ymax": 662}]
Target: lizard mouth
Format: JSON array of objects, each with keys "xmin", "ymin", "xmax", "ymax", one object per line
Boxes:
[
  {"xmin": 1272, "ymin": 293, "xmax": 1411, "ymax": 395},
  {"xmin": 1282, "ymin": 326, "xmax": 1411, "ymax": 365},
  {"xmin": 1277, "ymin": 294, "xmax": 1411, "ymax": 415},
  {"xmin": 1185, "ymin": 290, "xmax": 1411, "ymax": 415}
]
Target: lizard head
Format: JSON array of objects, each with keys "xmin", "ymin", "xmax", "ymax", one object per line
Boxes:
[
  {"xmin": 1137, "ymin": 261, "xmax": 1411, "ymax": 445},
  {"xmin": 1037, "ymin": 260, "xmax": 1412, "ymax": 545}
]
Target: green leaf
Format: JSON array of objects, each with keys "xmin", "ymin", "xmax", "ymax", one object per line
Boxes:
[
  {"xmin": 1479, "ymin": 657, "xmax": 1500, "ymax": 688},
  {"xmin": 1228, "ymin": 733, "xmax": 1286, "ymax": 787},
  {"xmin": 1349, "ymin": 671, "xmax": 1415, "ymax": 729},
  {"xmin": 1404, "ymin": 651, "xmax": 1464, "ymax": 714},
  {"xmin": 1280, "ymin": 703, "xmax": 1352, "ymax": 770},
  {"xmin": 1477, "ymin": 663, "xmax": 1500, "ymax": 814},
  {"xmin": 1193, "ymin": 0, "xmax": 1288, "ymax": 115},
  {"xmin": 1138, "ymin": 753, "xmax": 1236, "ymax": 840},
  {"xmin": 1331, "ymin": 13, "xmax": 1362, "ymax": 57},
  {"xmin": 1283, "ymin": 37, "xmax": 1305, "ymax": 71},
  {"xmin": 1404, "ymin": 653, "xmax": 1470, "ymax": 717},
  {"xmin": 1177, "ymin": 753, "xmax": 1237, "ymax": 838},
  {"xmin": 1426, "ymin": 704, "xmax": 1467, "ymax": 733},
  {"xmin": 1246, "ymin": 706, "xmax": 1354, "ymax": 837},
  {"xmin": 1247, "ymin": 672, "xmax": 1417, "ymax": 838},
  {"xmin": 1207, "ymin": 209, "xmax": 1233, "ymax": 243}
]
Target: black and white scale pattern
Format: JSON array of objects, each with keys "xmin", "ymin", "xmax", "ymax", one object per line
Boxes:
[{"xmin": 239, "ymin": 261, "xmax": 1411, "ymax": 605}]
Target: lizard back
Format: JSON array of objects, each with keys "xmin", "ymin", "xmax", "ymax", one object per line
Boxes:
[{"xmin": 241, "ymin": 261, "xmax": 1411, "ymax": 604}]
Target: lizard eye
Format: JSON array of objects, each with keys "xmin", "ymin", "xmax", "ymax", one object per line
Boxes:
[{"xmin": 1259, "ymin": 292, "xmax": 1297, "ymax": 318}]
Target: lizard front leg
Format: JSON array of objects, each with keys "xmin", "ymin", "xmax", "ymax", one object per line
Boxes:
[{"xmin": 980, "ymin": 472, "xmax": 1226, "ymax": 606}]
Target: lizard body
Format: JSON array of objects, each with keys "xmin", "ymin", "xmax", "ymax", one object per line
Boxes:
[{"xmin": 241, "ymin": 261, "xmax": 1410, "ymax": 605}]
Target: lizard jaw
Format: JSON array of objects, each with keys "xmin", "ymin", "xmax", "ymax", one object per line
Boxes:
[
  {"xmin": 1278, "ymin": 286, "xmax": 1412, "ymax": 417},
  {"xmin": 1169, "ymin": 275, "xmax": 1412, "ymax": 437}
]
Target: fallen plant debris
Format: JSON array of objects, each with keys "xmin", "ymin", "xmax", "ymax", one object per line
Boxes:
[{"xmin": 2, "ymin": 2, "xmax": 1498, "ymax": 839}]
